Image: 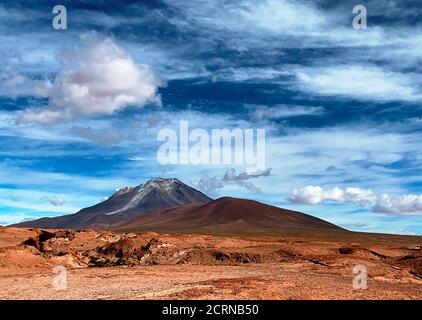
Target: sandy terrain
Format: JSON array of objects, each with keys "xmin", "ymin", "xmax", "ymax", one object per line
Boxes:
[{"xmin": 0, "ymin": 227, "xmax": 421, "ymax": 300}]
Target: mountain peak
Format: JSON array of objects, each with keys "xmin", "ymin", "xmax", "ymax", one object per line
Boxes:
[
  {"xmin": 144, "ymin": 177, "xmax": 182, "ymax": 188},
  {"xmin": 111, "ymin": 186, "xmax": 134, "ymax": 198},
  {"xmin": 111, "ymin": 178, "xmax": 182, "ymax": 199},
  {"xmin": 100, "ymin": 177, "xmax": 211, "ymax": 217},
  {"xmin": 13, "ymin": 177, "xmax": 212, "ymax": 230}
]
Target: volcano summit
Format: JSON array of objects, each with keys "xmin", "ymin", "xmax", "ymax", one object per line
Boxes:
[{"xmin": 15, "ymin": 178, "xmax": 211, "ymax": 230}]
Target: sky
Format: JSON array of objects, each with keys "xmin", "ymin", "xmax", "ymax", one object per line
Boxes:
[{"xmin": 1, "ymin": 0, "xmax": 422, "ymax": 235}]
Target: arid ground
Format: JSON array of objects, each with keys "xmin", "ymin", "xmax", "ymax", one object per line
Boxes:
[{"xmin": 0, "ymin": 227, "xmax": 421, "ymax": 300}]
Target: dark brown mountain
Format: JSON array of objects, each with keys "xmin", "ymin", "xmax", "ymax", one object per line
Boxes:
[
  {"xmin": 113, "ymin": 197, "xmax": 345, "ymax": 236},
  {"xmin": 14, "ymin": 179, "xmax": 345, "ymax": 236},
  {"xmin": 13, "ymin": 178, "xmax": 212, "ymax": 230}
]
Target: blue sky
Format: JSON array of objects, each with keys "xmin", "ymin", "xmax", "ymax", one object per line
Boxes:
[{"xmin": 1, "ymin": 0, "xmax": 422, "ymax": 235}]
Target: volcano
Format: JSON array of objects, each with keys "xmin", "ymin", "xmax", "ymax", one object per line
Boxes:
[
  {"xmin": 14, "ymin": 178, "xmax": 212, "ymax": 230},
  {"xmin": 14, "ymin": 178, "xmax": 344, "ymax": 235}
]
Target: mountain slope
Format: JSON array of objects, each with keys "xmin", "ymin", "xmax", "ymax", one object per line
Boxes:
[
  {"xmin": 14, "ymin": 180, "xmax": 345, "ymax": 236},
  {"xmin": 14, "ymin": 178, "xmax": 212, "ymax": 230},
  {"xmin": 114, "ymin": 197, "xmax": 344, "ymax": 236}
]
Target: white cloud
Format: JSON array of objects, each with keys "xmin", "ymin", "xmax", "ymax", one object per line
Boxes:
[
  {"xmin": 224, "ymin": 168, "xmax": 272, "ymax": 181},
  {"xmin": 0, "ymin": 69, "xmax": 43, "ymax": 98},
  {"xmin": 193, "ymin": 167, "xmax": 272, "ymax": 197},
  {"xmin": 127, "ymin": 156, "xmax": 148, "ymax": 161},
  {"xmin": 249, "ymin": 105, "xmax": 324, "ymax": 121},
  {"xmin": 289, "ymin": 185, "xmax": 343, "ymax": 205},
  {"xmin": 373, "ymin": 194, "xmax": 422, "ymax": 215},
  {"xmin": 289, "ymin": 185, "xmax": 422, "ymax": 216},
  {"xmin": 17, "ymin": 34, "xmax": 163, "ymax": 125},
  {"xmin": 344, "ymin": 187, "xmax": 378, "ymax": 207},
  {"xmin": 17, "ymin": 109, "xmax": 67, "ymax": 125},
  {"xmin": 169, "ymin": 0, "xmax": 385, "ymax": 51},
  {"xmin": 296, "ymin": 65, "xmax": 422, "ymax": 102},
  {"xmin": 289, "ymin": 185, "xmax": 376, "ymax": 206},
  {"xmin": 239, "ymin": 0, "xmax": 325, "ymax": 34}
]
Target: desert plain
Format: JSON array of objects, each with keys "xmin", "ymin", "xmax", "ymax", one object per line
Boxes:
[{"xmin": 0, "ymin": 226, "xmax": 421, "ymax": 300}]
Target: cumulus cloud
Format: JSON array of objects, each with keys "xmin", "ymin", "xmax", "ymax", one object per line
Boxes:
[
  {"xmin": 373, "ymin": 194, "xmax": 422, "ymax": 215},
  {"xmin": 289, "ymin": 186, "xmax": 343, "ymax": 205},
  {"xmin": 17, "ymin": 34, "xmax": 163, "ymax": 125},
  {"xmin": 289, "ymin": 185, "xmax": 422, "ymax": 216},
  {"xmin": 288, "ymin": 185, "xmax": 376, "ymax": 206},
  {"xmin": 0, "ymin": 69, "xmax": 43, "ymax": 99}
]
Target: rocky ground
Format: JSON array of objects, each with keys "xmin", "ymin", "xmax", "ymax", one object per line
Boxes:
[{"xmin": 0, "ymin": 227, "xmax": 421, "ymax": 299}]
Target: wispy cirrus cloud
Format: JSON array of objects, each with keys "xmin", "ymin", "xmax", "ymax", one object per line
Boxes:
[
  {"xmin": 223, "ymin": 168, "xmax": 272, "ymax": 181},
  {"xmin": 249, "ymin": 105, "xmax": 324, "ymax": 122},
  {"xmin": 295, "ymin": 65, "xmax": 422, "ymax": 102}
]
